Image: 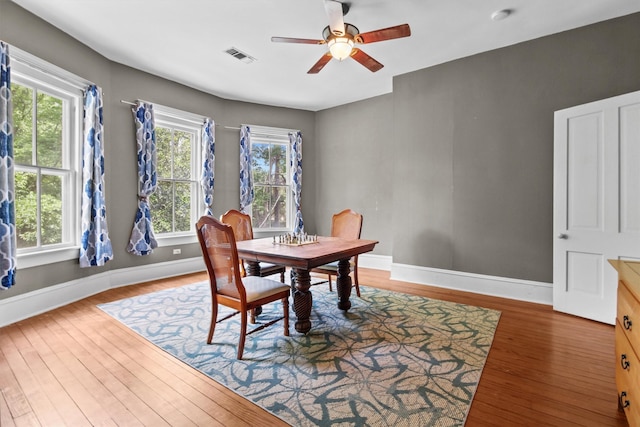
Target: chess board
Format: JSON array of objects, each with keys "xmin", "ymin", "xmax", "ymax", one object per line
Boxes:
[
  {"xmin": 272, "ymin": 234, "xmax": 319, "ymax": 246},
  {"xmin": 273, "ymin": 240, "xmax": 319, "ymax": 247}
]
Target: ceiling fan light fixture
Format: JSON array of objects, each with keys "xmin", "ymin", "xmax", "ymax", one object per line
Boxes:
[{"xmin": 328, "ymin": 37, "xmax": 354, "ymax": 61}]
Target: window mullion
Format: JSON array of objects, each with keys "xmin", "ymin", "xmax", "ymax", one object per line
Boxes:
[
  {"xmin": 286, "ymin": 142, "xmax": 291, "ymax": 227},
  {"xmin": 35, "ymin": 169, "xmax": 42, "ymax": 248},
  {"xmin": 192, "ymin": 130, "xmax": 201, "ymax": 224},
  {"xmin": 32, "ymin": 89, "xmax": 38, "ymax": 166},
  {"xmin": 171, "ymin": 129, "xmax": 176, "ymax": 233},
  {"xmin": 170, "ymin": 128, "xmax": 176, "ymax": 181},
  {"xmin": 266, "ymin": 144, "xmax": 272, "ymax": 229},
  {"xmin": 33, "ymin": 89, "xmax": 41, "ymax": 248},
  {"xmin": 172, "ymin": 182, "xmax": 176, "ymax": 233}
]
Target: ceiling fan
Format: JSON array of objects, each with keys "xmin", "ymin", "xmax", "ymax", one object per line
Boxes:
[{"xmin": 271, "ymin": 0, "xmax": 411, "ymax": 74}]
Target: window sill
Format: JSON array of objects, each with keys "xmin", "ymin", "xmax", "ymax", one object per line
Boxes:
[{"xmin": 18, "ymin": 246, "xmax": 80, "ymax": 269}]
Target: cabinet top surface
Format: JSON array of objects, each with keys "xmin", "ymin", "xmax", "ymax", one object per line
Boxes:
[{"xmin": 610, "ymin": 259, "xmax": 640, "ymax": 289}]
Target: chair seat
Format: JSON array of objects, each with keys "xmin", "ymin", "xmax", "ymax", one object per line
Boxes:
[
  {"xmin": 242, "ymin": 261, "xmax": 286, "ymax": 283},
  {"xmin": 258, "ymin": 261, "xmax": 280, "ymax": 269},
  {"xmin": 314, "ymin": 261, "xmax": 355, "ymax": 275},
  {"xmin": 249, "ymin": 261, "xmax": 284, "ymax": 274},
  {"xmin": 313, "ymin": 261, "xmax": 339, "ymax": 272},
  {"xmin": 242, "ymin": 276, "xmax": 291, "ymax": 302}
]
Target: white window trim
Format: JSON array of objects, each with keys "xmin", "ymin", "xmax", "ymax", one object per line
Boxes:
[
  {"xmin": 151, "ymin": 104, "xmax": 206, "ymax": 247},
  {"xmin": 246, "ymin": 125, "xmax": 298, "ymax": 234},
  {"xmin": 12, "ymin": 46, "xmax": 89, "ymax": 268}
]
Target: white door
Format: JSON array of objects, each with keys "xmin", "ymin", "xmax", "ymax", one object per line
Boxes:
[{"xmin": 553, "ymin": 90, "xmax": 640, "ymax": 324}]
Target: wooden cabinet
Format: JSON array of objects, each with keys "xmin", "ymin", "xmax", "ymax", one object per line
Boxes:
[{"xmin": 611, "ymin": 259, "xmax": 640, "ymax": 425}]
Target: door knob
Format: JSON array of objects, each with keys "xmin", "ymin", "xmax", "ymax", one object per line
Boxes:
[{"xmin": 558, "ymin": 233, "xmax": 568, "ymax": 239}]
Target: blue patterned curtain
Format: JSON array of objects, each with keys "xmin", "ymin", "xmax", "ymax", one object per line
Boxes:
[
  {"xmin": 201, "ymin": 118, "xmax": 215, "ymax": 216},
  {"xmin": 0, "ymin": 42, "xmax": 16, "ymax": 290},
  {"xmin": 239, "ymin": 125, "xmax": 253, "ymax": 213},
  {"xmin": 127, "ymin": 101, "xmax": 157, "ymax": 256},
  {"xmin": 79, "ymin": 85, "xmax": 113, "ymax": 267},
  {"xmin": 289, "ymin": 131, "xmax": 304, "ymax": 234}
]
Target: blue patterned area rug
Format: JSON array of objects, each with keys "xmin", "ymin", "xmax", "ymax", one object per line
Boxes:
[{"xmin": 98, "ymin": 280, "xmax": 500, "ymax": 426}]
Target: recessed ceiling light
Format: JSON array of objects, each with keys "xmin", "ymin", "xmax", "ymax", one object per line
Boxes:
[{"xmin": 491, "ymin": 9, "xmax": 512, "ymax": 21}]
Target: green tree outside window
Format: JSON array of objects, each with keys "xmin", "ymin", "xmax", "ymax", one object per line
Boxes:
[
  {"xmin": 251, "ymin": 141, "xmax": 288, "ymax": 229},
  {"xmin": 12, "ymin": 83, "xmax": 65, "ymax": 248}
]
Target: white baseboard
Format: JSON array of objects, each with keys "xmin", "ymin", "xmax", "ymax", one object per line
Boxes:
[
  {"xmin": 0, "ymin": 255, "xmax": 552, "ymax": 328},
  {"xmin": 0, "ymin": 257, "xmax": 206, "ymax": 328},
  {"xmin": 358, "ymin": 254, "xmax": 392, "ymax": 271},
  {"xmin": 108, "ymin": 257, "xmax": 206, "ymax": 289},
  {"xmin": 391, "ymin": 263, "xmax": 553, "ymax": 305}
]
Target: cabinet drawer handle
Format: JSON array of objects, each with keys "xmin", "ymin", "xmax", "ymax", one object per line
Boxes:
[
  {"xmin": 624, "ymin": 315, "xmax": 633, "ymax": 330},
  {"xmin": 620, "ymin": 391, "xmax": 630, "ymax": 409},
  {"xmin": 621, "ymin": 354, "xmax": 631, "ymax": 370}
]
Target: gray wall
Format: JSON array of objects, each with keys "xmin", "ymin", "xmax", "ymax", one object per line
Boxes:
[
  {"xmin": 390, "ymin": 13, "xmax": 640, "ymax": 283},
  {"xmin": 0, "ymin": 0, "xmax": 115, "ymax": 295},
  {"xmin": 2, "ymin": 0, "xmax": 640, "ymax": 300},
  {"xmin": 314, "ymin": 13, "xmax": 640, "ymax": 284},
  {"xmin": 106, "ymin": 64, "xmax": 316, "ymax": 271},
  {"xmin": 314, "ymin": 94, "xmax": 395, "ymax": 255},
  {"xmin": 0, "ymin": 0, "xmax": 315, "ymax": 299}
]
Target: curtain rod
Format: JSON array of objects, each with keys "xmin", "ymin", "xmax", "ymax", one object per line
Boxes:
[
  {"xmin": 118, "ymin": 101, "xmax": 302, "ymax": 135},
  {"xmin": 119, "ymin": 100, "xmax": 240, "ymax": 130}
]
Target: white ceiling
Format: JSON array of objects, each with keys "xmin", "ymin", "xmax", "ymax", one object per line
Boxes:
[{"xmin": 11, "ymin": 0, "xmax": 640, "ymax": 111}]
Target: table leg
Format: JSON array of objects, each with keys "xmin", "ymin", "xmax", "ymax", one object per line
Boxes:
[
  {"xmin": 245, "ymin": 260, "xmax": 261, "ymax": 276},
  {"xmin": 292, "ymin": 268, "xmax": 312, "ymax": 334},
  {"xmin": 336, "ymin": 258, "xmax": 352, "ymax": 311}
]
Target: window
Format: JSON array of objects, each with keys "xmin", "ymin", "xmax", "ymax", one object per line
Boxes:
[
  {"xmin": 11, "ymin": 48, "xmax": 86, "ymax": 267},
  {"xmin": 151, "ymin": 106, "xmax": 204, "ymax": 245},
  {"xmin": 248, "ymin": 127, "xmax": 295, "ymax": 232}
]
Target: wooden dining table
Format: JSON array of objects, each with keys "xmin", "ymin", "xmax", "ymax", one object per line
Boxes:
[{"xmin": 235, "ymin": 236, "xmax": 378, "ymax": 334}]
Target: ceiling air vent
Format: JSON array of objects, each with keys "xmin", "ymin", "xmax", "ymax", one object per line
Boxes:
[{"xmin": 224, "ymin": 47, "xmax": 256, "ymax": 64}]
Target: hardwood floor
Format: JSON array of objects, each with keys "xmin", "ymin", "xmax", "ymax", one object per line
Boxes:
[{"xmin": 0, "ymin": 269, "xmax": 628, "ymax": 426}]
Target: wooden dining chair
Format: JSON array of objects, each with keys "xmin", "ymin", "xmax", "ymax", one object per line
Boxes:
[
  {"xmin": 311, "ymin": 209, "xmax": 363, "ymax": 297},
  {"xmin": 220, "ymin": 209, "xmax": 286, "ymax": 283},
  {"xmin": 196, "ymin": 215, "xmax": 290, "ymax": 359}
]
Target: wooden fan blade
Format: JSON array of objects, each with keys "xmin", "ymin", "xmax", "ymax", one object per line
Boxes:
[
  {"xmin": 308, "ymin": 53, "xmax": 333, "ymax": 74},
  {"xmin": 356, "ymin": 24, "xmax": 411, "ymax": 44},
  {"xmin": 271, "ymin": 36, "xmax": 325, "ymax": 45},
  {"xmin": 324, "ymin": 0, "xmax": 345, "ymax": 36},
  {"xmin": 350, "ymin": 48, "xmax": 383, "ymax": 72}
]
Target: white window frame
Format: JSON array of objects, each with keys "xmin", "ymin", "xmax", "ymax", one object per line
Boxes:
[
  {"xmin": 246, "ymin": 125, "xmax": 297, "ymax": 236},
  {"xmin": 12, "ymin": 47, "xmax": 87, "ymax": 268},
  {"xmin": 152, "ymin": 104, "xmax": 205, "ymax": 247}
]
